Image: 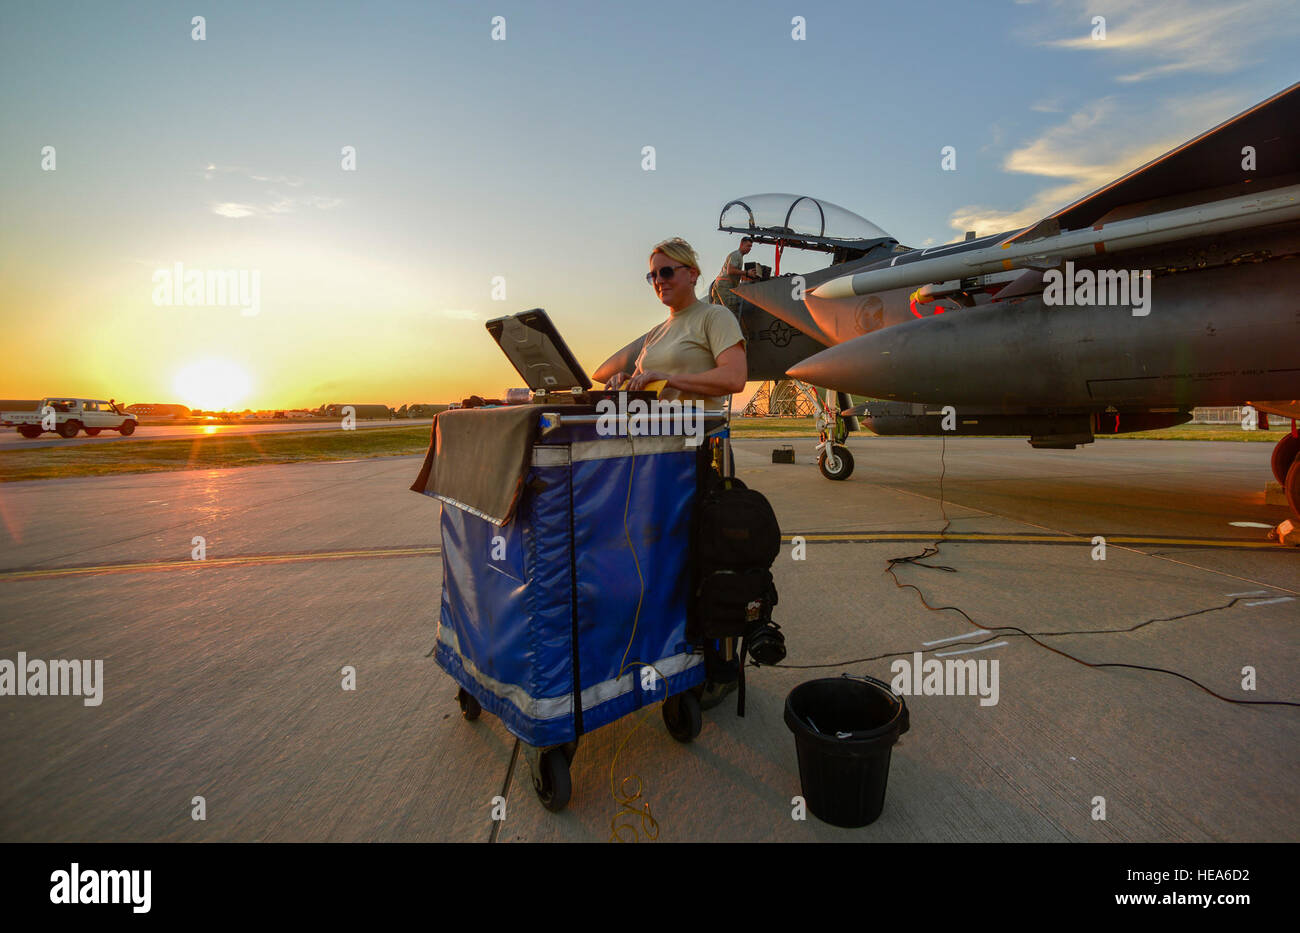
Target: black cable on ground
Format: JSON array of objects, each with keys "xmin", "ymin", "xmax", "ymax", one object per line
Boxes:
[{"xmin": 774, "ymin": 435, "xmax": 1300, "ymax": 709}]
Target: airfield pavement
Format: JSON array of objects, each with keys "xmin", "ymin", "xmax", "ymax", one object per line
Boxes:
[{"xmin": 0, "ymin": 436, "xmax": 1297, "ymax": 842}]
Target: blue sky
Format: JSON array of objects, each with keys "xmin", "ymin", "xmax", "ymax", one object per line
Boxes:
[{"xmin": 1, "ymin": 0, "xmax": 1297, "ymax": 406}]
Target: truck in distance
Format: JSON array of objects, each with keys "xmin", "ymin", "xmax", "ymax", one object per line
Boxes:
[{"xmin": 2, "ymin": 398, "xmax": 139, "ymax": 439}]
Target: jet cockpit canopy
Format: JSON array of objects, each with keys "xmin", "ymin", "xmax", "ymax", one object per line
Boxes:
[{"xmin": 717, "ymin": 194, "xmax": 895, "ymax": 256}]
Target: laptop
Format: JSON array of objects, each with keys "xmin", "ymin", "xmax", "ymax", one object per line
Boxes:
[
  {"xmin": 486, "ymin": 309, "xmax": 592, "ymax": 395},
  {"xmin": 485, "ymin": 309, "xmax": 656, "ymax": 405}
]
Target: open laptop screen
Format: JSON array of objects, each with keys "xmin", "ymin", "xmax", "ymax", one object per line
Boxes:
[{"xmin": 485, "ymin": 309, "xmax": 593, "ymax": 393}]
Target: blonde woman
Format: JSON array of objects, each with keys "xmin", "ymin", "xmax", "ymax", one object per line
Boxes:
[
  {"xmin": 612, "ymin": 237, "xmax": 747, "ymax": 408},
  {"xmin": 620, "ymin": 238, "xmax": 749, "ymax": 710}
]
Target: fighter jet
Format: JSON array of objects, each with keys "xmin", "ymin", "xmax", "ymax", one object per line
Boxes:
[
  {"xmin": 596, "ymin": 83, "xmax": 1300, "ymax": 519},
  {"xmin": 730, "ymin": 82, "xmax": 1299, "ymax": 523}
]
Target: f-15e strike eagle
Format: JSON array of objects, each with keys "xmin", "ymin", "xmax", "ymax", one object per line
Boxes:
[{"xmin": 596, "ymin": 82, "xmax": 1300, "ymax": 522}]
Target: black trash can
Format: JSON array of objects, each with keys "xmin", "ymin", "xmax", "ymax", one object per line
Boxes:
[{"xmin": 784, "ymin": 675, "xmax": 910, "ymax": 828}]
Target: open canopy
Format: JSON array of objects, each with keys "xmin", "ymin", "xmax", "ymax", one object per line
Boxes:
[{"xmin": 718, "ymin": 193, "xmax": 893, "ymax": 252}]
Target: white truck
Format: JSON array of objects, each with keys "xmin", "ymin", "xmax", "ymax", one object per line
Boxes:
[{"xmin": 2, "ymin": 397, "xmax": 139, "ymax": 439}]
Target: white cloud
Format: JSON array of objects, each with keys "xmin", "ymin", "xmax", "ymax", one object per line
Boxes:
[
  {"xmin": 1043, "ymin": 0, "xmax": 1299, "ymax": 83},
  {"xmin": 211, "ymin": 202, "xmax": 258, "ymax": 219},
  {"xmin": 249, "ymin": 172, "xmax": 305, "ymax": 187},
  {"xmin": 948, "ymin": 90, "xmax": 1246, "ymax": 235},
  {"xmin": 201, "ymin": 164, "xmax": 340, "ymax": 218}
]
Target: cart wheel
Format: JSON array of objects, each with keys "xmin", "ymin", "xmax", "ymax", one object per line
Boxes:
[
  {"xmin": 456, "ymin": 687, "xmax": 481, "ymax": 721},
  {"xmin": 533, "ymin": 749, "xmax": 571, "ymax": 812},
  {"xmin": 662, "ymin": 691, "xmax": 702, "ymax": 743}
]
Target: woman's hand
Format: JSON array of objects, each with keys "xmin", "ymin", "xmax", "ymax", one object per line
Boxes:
[
  {"xmin": 606, "ymin": 371, "xmax": 630, "ymax": 389},
  {"xmin": 628, "ymin": 370, "xmax": 672, "ymax": 391}
]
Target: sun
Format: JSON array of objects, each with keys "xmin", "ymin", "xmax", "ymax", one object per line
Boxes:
[{"xmin": 173, "ymin": 360, "xmax": 253, "ymax": 411}]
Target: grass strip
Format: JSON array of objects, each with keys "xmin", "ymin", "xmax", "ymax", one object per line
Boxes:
[{"xmin": 0, "ymin": 425, "xmax": 432, "ymax": 482}]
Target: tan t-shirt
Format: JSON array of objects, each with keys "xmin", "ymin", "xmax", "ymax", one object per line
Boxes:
[
  {"xmin": 715, "ymin": 249, "xmax": 744, "ymax": 288},
  {"xmin": 635, "ymin": 298, "xmax": 746, "ymax": 409}
]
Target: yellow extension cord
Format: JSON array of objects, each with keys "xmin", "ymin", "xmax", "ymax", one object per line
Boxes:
[
  {"xmin": 608, "ymin": 442, "xmax": 661, "ymax": 842},
  {"xmin": 606, "ymin": 381, "xmax": 698, "ymax": 841}
]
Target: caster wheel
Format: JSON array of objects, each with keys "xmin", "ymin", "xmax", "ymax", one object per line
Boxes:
[
  {"xmin": 819, "ymin": 444, "xmax": 854, "ymax": 481},
  {"xmin": 533, "ymin": 748, "xmax": 571, "ymax": 812},
  {"xmin": 456, "ymin": 687, "xmax": 481, "ymax": 721},
  {"xmin": 1271, "ymin": 433, "xmax": 1300, "ymax": 486},
  {"xmin": 662, "ymin": 691, "xmax": 703, "ymax": 743}
]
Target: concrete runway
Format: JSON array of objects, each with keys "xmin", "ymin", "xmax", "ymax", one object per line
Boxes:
[
  {"xmin": 0, "ymin": 418, "xmax": 433, "ymax": 450},
  {"xmin": 0, "ymin": 437, "xmax": 1296, "ymax": 842}
]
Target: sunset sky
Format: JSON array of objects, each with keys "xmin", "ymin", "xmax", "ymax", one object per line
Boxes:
[{"xmin": 2, "ymin": 0, "xmax": 1297, "ymax": 410}]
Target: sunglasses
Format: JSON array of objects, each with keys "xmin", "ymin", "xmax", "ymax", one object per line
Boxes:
[{"xmin": 646, "ymin": 264, "xmax": 691, "ymax": 285}]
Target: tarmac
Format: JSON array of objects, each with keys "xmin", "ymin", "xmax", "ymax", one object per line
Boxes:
[{"xmin": 0, "ymin": 436, "xmax": 1296, "ymax": 842}]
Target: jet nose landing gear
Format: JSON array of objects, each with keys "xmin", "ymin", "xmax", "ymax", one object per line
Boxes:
[{"xmin": 787, "ymin": 382, "xmax": 856, "ymax": 481}]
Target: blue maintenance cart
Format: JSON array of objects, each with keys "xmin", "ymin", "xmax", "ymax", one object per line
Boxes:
[{"xmin": 413, "ymin": 403, "xmax": 729, "ymax": 811}]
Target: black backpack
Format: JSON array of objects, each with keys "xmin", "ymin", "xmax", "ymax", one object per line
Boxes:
[
  {"xmin": 691, "ymin": 470, "xmax": 781, "ymax": 637},
  {"xmin": 689, "ymin": 455, "xmax": 783, "ymax": 715}
]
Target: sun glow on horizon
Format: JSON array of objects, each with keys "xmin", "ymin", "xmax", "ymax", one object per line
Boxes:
[{"xmin": 173, "ymin": 360, "xmax": 252, "ymax": 411}]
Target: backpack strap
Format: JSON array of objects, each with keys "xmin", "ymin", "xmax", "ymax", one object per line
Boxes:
[{"xmin": 735, "ymin": 634, "xmax": 747, "ymax": 717}]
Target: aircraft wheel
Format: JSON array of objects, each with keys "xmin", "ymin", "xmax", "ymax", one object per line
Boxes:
[
  {"xmin": 819, "ymin": 445, "xmax": 854, "ymax": 481},
  {"xmin": 1271, "ymin": 433, "xmax": 1300, "ymax": 486},
  {"xmin": 58, "ymin": 420, "xmax": 81, "ymax": 438},
  {"xmin": 1286, "ymin": 460, "xmax": 1300, "ymax": 520}
]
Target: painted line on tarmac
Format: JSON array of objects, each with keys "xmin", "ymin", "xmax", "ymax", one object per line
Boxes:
[
  {"xmin": 934, "ymin": 641, "xmax": 1009, "ymax": 657},
  {"xmin": 4, "ymin": 531, "xmax": 1290, "ymax": 583},
  {"xmin": 0, "ymin": 545, "xmax": 441, "ymax": 581},
  {"xmin": 923, "ymin": 629, "xmax": 992, "ymax": 646},
  {"xmin": 786, "ymin": 532, "xmax": 1293, "ymax": 550}
]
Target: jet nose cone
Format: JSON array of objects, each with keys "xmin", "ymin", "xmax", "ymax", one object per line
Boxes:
[{"xmin": 787, "ymin": 337, "xmax": 893, "ymax": 397}]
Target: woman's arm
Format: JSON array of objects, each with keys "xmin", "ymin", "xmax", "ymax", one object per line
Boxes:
[{"xmin": 629, "ymin": 343, "xmax": 746, "ymax": 396}]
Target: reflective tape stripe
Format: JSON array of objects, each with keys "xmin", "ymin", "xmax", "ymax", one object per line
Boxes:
[
  {"xmin": 439, "ymin": 625, "xmax": 573, "ymax": 719},
  {"xmin": 571, "ymin": 435, "xmax": 689, "ymax": 461},
  {"xmin": 532, "ymin": 446, "xmax": 570, "ymax": 467},
  {"xmin": 440, "ymin": 623, "xmax": 702, "ymax": 722},
  {"xmin": 579, "ymin": 651, "xmax": 703, "ymax": 709}
]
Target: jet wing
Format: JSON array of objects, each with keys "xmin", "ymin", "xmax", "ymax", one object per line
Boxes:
[
  {"xmin": 1005, "ymin": 80, "xmax": 1300, "ymax": 242},
  {"xmin": 814, "ymin": 82, "xmax": 1300, "ymax": 300}
]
